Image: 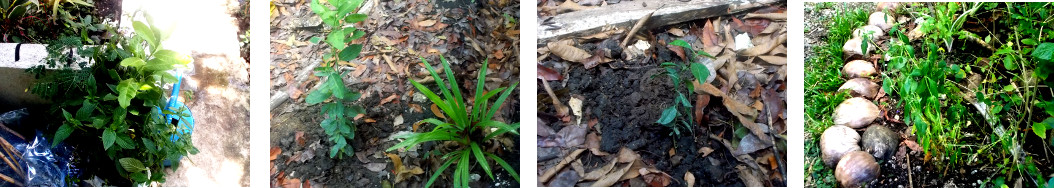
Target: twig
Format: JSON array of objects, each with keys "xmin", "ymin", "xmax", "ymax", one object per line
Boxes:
[
  {"xmin": 620, "ymin": 5, "xmax": 666, "ymax": 48},
  {"xmin": 539, "ymin": 148, "xmax": 585, "ymax": 183},
  {"xmin": 0, "ymin": 123, "xmax": 23, "ymax": 141},
  {"xmin": 540, "ymin": 79, "xmax": 569, "ymax": 117},
  {"xmin": 0, "ymin": 137, "xmax": 24, "ymax": 179},
  {"xmin": 0, "ymin": 173, "xmax": 21, "ymax": 186}
]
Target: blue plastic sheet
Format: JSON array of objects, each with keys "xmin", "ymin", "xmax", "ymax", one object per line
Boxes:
[{"xmin": 0, "ymin": 109, "xmax": 76, "ymax": 187}]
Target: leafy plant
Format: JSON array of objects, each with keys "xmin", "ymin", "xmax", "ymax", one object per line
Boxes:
[
  {"xmin": 43, "ymin": 0, "xmax": 92, "ymax": 22},
  {"xmin": 387, "ymin": 56, "xmax": 519, "ymax": 187},
  {"xmin": 33, "ymin": 16, "xmax": 197, "ymax": 185},
  {"xmin": 306, "ymin": 0, "xmax": 368, "ymax": 158},
  {"xmin": 654, "ymin": 39, "xmax": 710, "ymax": 136},
  {"xmin": 0, "ymin": 0, "xmax": 35, "ymax": 20}
]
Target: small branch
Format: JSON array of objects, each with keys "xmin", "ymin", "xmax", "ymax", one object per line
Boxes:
[
  {"xmin": 539, "ymin": 148, "xmax": 585, "ymax": 183},
  {"xmin": 620, "ymin": 5, "xmax": 665, "ymax": 48}
]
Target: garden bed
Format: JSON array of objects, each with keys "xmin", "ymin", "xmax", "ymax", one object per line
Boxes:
[
  {"xmin": 805, "ymin": 2, "xmax": 1054, "ymax": 187},
  {"xmin": 269, "ymin": 0, "xmax": 521, "ymax": 187},
  {"xmin": 536, "ymin": 0, "xmax": 787, "ymax": 186}
]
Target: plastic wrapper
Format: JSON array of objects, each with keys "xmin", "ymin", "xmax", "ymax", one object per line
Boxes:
[{"xmin": 0, "ymin": 109, "xmax": 77, "ymax": 187}]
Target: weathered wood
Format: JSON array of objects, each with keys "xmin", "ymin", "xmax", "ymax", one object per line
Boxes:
[{"xmin": 538, "ymin": 0, "xmax": 780, "ymax": 45}]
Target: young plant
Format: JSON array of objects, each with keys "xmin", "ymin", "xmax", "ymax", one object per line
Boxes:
[
  {"xmin": 306, "ymin": 0, "xmax": 367, "ymax": 158},
  {"xmin": 33, "ymin": 17, "xmax": 197, "ymax": 185},
  {"xmin": 654, "ymin": 39, "xmax": 710, "ymax": 136},
  {"xmin": 387, "ymin": 56, "xmax": 519, "ymax": 187}
]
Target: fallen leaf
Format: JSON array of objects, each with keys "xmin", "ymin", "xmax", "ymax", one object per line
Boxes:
[
  {"xmin": 667, "ymin": 44, "xmax": 688, "ymax": 61},
  {"xmin": 591, "ymin": 162, "xmax": 633, "ymax": 187},
  {"xmin": 303, "ymin": 180, "xmax": 311, "ymax": 188},
  {"xmin": 735, "ymin": 133, "xmax": 773, "ymax": 155},
  {"xmin": 694, "ymin": 94, "xmax": 710, "ymax": 125},
  {"xmin": 394, "ymin": 115, "xmax": 404, "ymax": 127},
  {"xmin": 538, "ymin": 64, "xmax": 563, "ymax": 81},
  {"xmin": 586, "ymin": 133, "xmax": 608, "ymax": 156},
  {"xmin": 557, "ymin": 125, "xmax": 588, "ymax": 148},
  {"xmin": 549, "ymin": 170, "xmax": 581, "ymax": 187},
  {"xmin": 685, "ymin": 172, "xmax": 696, "ymax": 187},
  {"xmin": 295, "ymin": 131, "xmax": 306, "ymax": 147},
  {"xmin": 366, "ymin": 162, "xmax": 387, "ymax": 172},
  {"xmin": 699, "ymin": 147, "xmax": 715, "ymax": 157},
  {"xmin": 582, "ymin": 159, "xmax": 618, "ymax": 180},
  {"xmin": 540, "ymin": 149, "xmax": 585, "ymax": 183},
  {"xmin": 668, "ymin": 147, "xmax": 676, "ymax": 157},
  {"xmin": 568, "ymin": 95, "xmax": 584, "ymax": 125},
  {"xmin": 386, "ymin": 153, "xmax": 424, "ymax": 184},
  {"xmin": 494, "ymin": 49, "xmax": 505, "ymax": 59},
  {"xmin": 430, "ymin": 104, "xmax": 446, "ymax": 119},
  {"xmin": 757, "ymin": 55, "xmax": 787, "ymax": 65},
  {"xmin": 547, "ymin": 40, "xmax": 592, "ymax": 64},
  {"xmin": 616, "ymin": 147, "xmax": 640, "ymax": 163},
  {"xmin": 744, "ymin": 12, "xmax": 787, "ymax": 21},
  {"xmin": 364, "ymin": 118, "xmax": 377, "ymax": 123},
  {"xmin": 736, "ymin": 165, "xmax": 765, "ymax": 187},
  {"xmin": 639, "ymin": 168, "xmax": 673, "ymax": 187},
  {"xmin": 282, "ymin": 178, "xmax": 301, "ymax": 188},
  {"xmin": 582, "ymin": 52, "xmax": 613, "ymax": 69},
  {"xmin": 668, "ymin": 28, "xmax": 685, "ymax": 37},
  {"xmin": 700, "ymin": 19, "xmax": 723, "ymax": 56},
  {"xmin": 379, "ymin": 94, "xmax": 398, "ymax": 106},
  {"xmin": 418, "ymin": 19, "xmax": 437, "ymax": 27},
  {"xmin": 270, "ymin": 147, "xmax": 281, "ymax": 161}
]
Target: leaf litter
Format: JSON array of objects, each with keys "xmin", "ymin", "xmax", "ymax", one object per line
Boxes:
[{"xmin": 538, "ymin": 0, "xmax": 786, "ymax": 186}]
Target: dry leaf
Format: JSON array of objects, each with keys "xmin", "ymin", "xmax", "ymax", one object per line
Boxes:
[
  {"xmin": 667, "ymin": 44, "xmax": 688, "ymax": 62},
  {"xmin": 701, "ymin": 19, "xmax": 723, "ymax": 56},
  {"xmin": 379, "ymin": 94, "xmax": 398, "ymax": 106},
  {"xmin": 744, "ymin": 13, "xmax": 787, "ymax": 21},
  {"xmin": 582, "ymin": 159, "xmax": 618, "ymax": 180},
  {"xmin": 639, "ymin": 168, "xmax": 673, "ymax": 187},
  {"xmin": 736, "ymin": 165, "xmax": 765, "ymax": 187},
  {"xmin": 386, "ymin": 153, "xmax": 424, "ymax": 184},
  {"xmin": 430, "ymin": 104, "xmax": 446, "ymax": 119},
  {"xmin": 547, "ymin": 40, "xmax": 592, "ymax": 64},
  {"xmin": 366, "ymin": 163, "xmax": 387, "ymax": 172},
  {"xmin": 586, "ymin": 133, "xmax": 608, "ymax": 156},
  {"xmin": 699, "ymin": 147, "xmax": 715, "ymax": 157},
  {"xmin": 569, "ymin": 95, "xmax": 584, "ymax": 125},
  {"xmin": 418, "ymin": 19, "xmax": 437, "ymax": 27},
  {"xmin": 591, "ymin": 162, "xmax": 633, "ymax": 187},
  {"xmin": 616, "ymin": 147, "xmax": 640, "ymax": 163},
  {"xmin": 295, "ymin": 131, "xmax": 306, "ymax": 147},
  {"xmin": 270, "ymin": 147, "xmax": 281, "ymax": 161},
  {"xmin": 282, "ymin": 178, "xmax": 301, "ymax": 188},
  {"xmin": 540, "ymin": 149, "xmax": 585, "ymax": 183},
  {"xmin": 558, "ymin": 125, "xmax": 588, "ymax": 148},
  {"xmin": 538, "ymin": 64, "xmax": 563, "ymax": 81},
  {"xmin": 668, "ymin": 28, "xmax": 686, "ymax": 37},
  {"xmin": 685, "ymin": 172, "xmax": 696, "ymax": 187},
  {"xmin": 582, "ymin": 52, "xmax": 613, "ymax": 69},
  {"xmin": 757, "ymin": 55, "xmax": 786, "ymax": 65}
]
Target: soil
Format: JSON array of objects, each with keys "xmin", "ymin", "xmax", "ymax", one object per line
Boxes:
[
  {"xmin": 537, "ymin": 2, "xmax": 788, "ymax": 186},
  {"xmin": 270, "ymin": 0, "xmax": 522, "ymax": 187}
]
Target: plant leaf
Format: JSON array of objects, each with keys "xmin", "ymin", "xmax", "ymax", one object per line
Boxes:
[
  {"xmin": 118, "ymin": 158, "xmax": 148, "ymax": 172},
  {"xmin": 102, "ymin": 128, "xmax": 116, "ymax": 150},
  {"xmin": 689, "ymin": 62, "xmax": 710, "ymax": 85},
  {"xmin": 345, "ymin": 13, "xmax": 367, "ymax": 23},
  {"xmin": 1033, "ymin": 43, "xmax": 1054, "ymax": 62},
  {"xmin": 486, "ymin": 153, "xmax": 519, "ymax": 182},
  {"xmin": 339, "ymin": 44, "xmax": 363, "ymax": 61},
  {"xmin": 656, "ymin": 106, "xmax": 678, "ymax": 124},
  {"xmin": 471, "ymin": 142, "xmax": 494, "ymax": 179},
  {"xmin": 52, "ymin": 124, "xmax": 73, "ymax": 148}
]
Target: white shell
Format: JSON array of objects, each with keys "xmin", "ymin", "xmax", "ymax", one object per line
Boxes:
[
  {"xmin": 842, "ymin": 60, "xmax": 876, "ymax": 78},
  {"xmin": 821, "ymin": 125, "xmax": 861, "ymax": 167},
  {"xmin": 833, "ymin": 97, "xmax": 880, "ymax": 128},
  {"xmin": 838, "ymin": 78, "xmax": 880, "ymax": 99}
]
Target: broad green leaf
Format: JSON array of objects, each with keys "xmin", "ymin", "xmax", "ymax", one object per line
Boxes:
[
  {"xmin": 52, "ymin": 124, "xmax": 73, "ymax": 148},
  {"xmin": 142, "ymin": 138, "xmax": 157, "ymax": 153},
  {"xmin": 133, "ymin": 21, "xmax": 158, "ymax": 49},
  {"xmin": 116, "ymin": 79, "xmax": 138, "ymax": 108},
  {"xmin": 669, "ymin": 39, "xmax": 691, "ymax": 50},
  {"xmin": 327, "ymin": 28, "xmax": 347, "ymax": 50},
  {"xmin": 1004, "ymin": 56, "xmax": 1017, "ymax": 70},
  {"xmin": 76, "ymin": 100, "xmax": 95, "ymax": 120},
  {"xmin": 309, "ymin": 0, "xmax": 327, "ymax": 15},
  {"xmin": 118, "ymin": 158, "xmax": 148, "ymax": 172},
  {"xmin": 338, "ymin": 44, "xmax": 363, "ymax": 61},
  {"xmin": 1023, "ymin": 38, "xmax": 1038, "ymax": 46},
  {"xmin": 1035, "ymin": 117, "xmax": 1054, "ymax": 139},
  {"xmin": 130, "ymin": 172, "xmax": 149, "ymax": 183},
  {"xmin": 345, "ymin": 14, "xmax": 367, "ymax": 23},
  {"xmin": 305, "ymin": 88, "xmax": 331, "ymax": 105},
  {"xmin": 656, "ymin": 106, "xmax": 677, "ymax": 124},
  {"xmin": 309, "ymin": 36, "xmax": 322, "ymax": 44},
  {"xmin": 103, "ymin": 129, "xmax": 116, "ymax": 150},
  {"xmin": 1033, "ymin": 43, "xmax": 1054, "ymax": 62},
  {"xmin": 119, "ymin": 57, "xmax": 146, "ymax": 69},
  {"xmin": 350, "ymin": 30, "xmax": 366, "ymax": 40}
]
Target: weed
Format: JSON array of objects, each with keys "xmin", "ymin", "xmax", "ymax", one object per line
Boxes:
[
  {"xmin": 306, "ymin": 0, "xmax": 368, "ymax": 158},
  {"xmin": 387, "ymin": 56, "xmax": 519, "ymax": 188},
  {"xmin": 654, "ymin": 39, "xmax": 711, "ymax": 137}
]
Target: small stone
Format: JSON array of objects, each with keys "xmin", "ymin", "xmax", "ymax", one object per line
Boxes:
[
  {"xmin": 853, "ymin": 25, "xmax": 885, "ymax": 40},
  {"xmin": 412, "ymin": 92, "xmax": 427, "ymax": 102},
  {"xmin": 842, "ymin": 38, "xmax": 874, "ymax": 58}
]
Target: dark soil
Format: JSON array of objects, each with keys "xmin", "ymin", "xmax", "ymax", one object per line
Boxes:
[{"xmin": 93, "ymin": 0, "xmax": 123, "ymax": 21}]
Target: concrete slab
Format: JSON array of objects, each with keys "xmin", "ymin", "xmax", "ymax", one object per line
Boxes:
[{"xmin": 538, "ymin": 0, "xmax": 780, "ymax": 44}]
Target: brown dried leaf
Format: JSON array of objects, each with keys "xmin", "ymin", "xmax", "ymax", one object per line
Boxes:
[
  {"xmin": 282, "ymin": 178, "xmax": 301, "ymax": 188},
  {"xmin": 592, "ymin": 162, "xmax": 633, "ymax": 187},
  {"xmin": 757, "ymin": 55, "xmax": 786, "ymax": 65},
  {"xmin": 586, "ymin": 133, "xmax": 608, "ymax": 156},
  {"xmin": 640, "ymin": 168, "xmax": 673, "ymax": 187},
  {"xmin": 538, "ymin": 64, "xmax": 563, "ymax": 81},
  {"xmin": 418, "ymin": 19, "xmax": 437, "ymax": 27},
  {"xmin": 386, "ymin": 153, "xmax": 424, "ymax": 184},
  {"xmin": 582, "ymin": 53, "xmax": 613, "ymax": 69},
  {"xmin": 668, "ymin": 28, "xmax": 686, "ymax": 37},
  {"xmin": 270, "ymin": 147, "xmax": 281, "ymax": 161},
  {"xmin": 616, "ymin": 147, "xmax": 640, "ymax": 163},
  {"xmin": 547, "ymin": 40, "xmax": 592, "ymax": 64},
  {"xmin": 667, "ymin": 44, "xmax": 687, "ymax": 62},
  {"xmin": 701, "ymin": 19, "xmax": 723, "ymax": 56},
  {"xmin": 430, "ymin": 104, "xmax": 446, "ymax": 119},
  {"xmin": 379, "ymin": 94, "xmax": 398, "ymax": 106},
  {"xmin": 582, "ymin": 159, "xmax": 618, "ymax": 180},
  {"xmin": 295, "ymin": 131, "xmax": 306, "ymax": 147},
  {"xmin": 685, "ymin": 172, "xmax": 696, "ymax": 187},
  {"xmin": 558, "ymin": 125, "xmax": 588, "ymax": 148},
  {"xmin": 699, "ymin": 147, "xmax": 715, "ymax": 157}
]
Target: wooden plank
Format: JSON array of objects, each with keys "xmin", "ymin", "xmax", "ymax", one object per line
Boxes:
[{"xmin": 538, "ymin": 0, "xmax": 780, "ymax": 44}]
